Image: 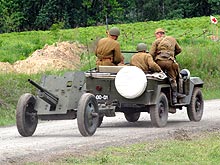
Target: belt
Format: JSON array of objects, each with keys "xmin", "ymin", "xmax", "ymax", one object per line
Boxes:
[
  {"xmin": 158, "ymin": 52, "xmax": 170, "ymax": 58},
  {"xmin": 99, "ymin": 57, "xmax": 112, "ymax": 61}
]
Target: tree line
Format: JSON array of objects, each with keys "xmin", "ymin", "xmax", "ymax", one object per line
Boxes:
[{"xmin": 0, "ymin": 0, "xmax": 219, "ymax": 33}]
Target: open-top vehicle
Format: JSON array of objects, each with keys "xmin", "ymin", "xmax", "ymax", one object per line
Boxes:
[{"xmin": 85, "ymin": 66, "xmax": 204, "ymax": 129}]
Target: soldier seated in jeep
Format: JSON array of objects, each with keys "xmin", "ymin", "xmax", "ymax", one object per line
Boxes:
[
  {"xmin": 130, "ymin": 43, "xmax": 162, "ymax": 73},
  {"xmin": 95, "ymin": 27, "xmax": 124, "ymax": 67}
]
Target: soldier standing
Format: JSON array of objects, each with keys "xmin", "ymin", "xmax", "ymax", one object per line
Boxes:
[
  {"xmin": 95, "ymin": 27, "xmax": 124, "ymax": 66},
  {"xmin": 130, "ymin": 43, "xmax": 162, "ymax": 73},
  {"xmin": 149, "ymin": 28, "xmax": 183, "ymax": 104}
]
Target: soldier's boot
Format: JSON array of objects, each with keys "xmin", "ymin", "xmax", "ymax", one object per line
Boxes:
[
  {"xmin": 172, "ymin": 91, "xmax": 178, "ymax": 104},
  {"xmin": 170, "ymin": 80, "xmax": 178, "ymax": 104},
  {"xmin": 169, "ymin": 107, "xmax": 176, "ymax": 113},
  {"xmin": 177, "ymin": 77, "xmax": 186, "ymax": 99}
]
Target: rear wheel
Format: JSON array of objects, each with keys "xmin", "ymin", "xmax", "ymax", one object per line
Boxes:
[
  {"xmin": 77, "ymin": 93, "xmax": 99, "ymax": 136},
  {"xmin": 150, "ymin": 93, "xmax": 169, "ymax": 127},
  {"xmin": 187, "ymin": 87, "xmax": 203, "ymax": 121},
  {"xmin": 124, "ymin": 112, "xmax": 141, "ymax": 122},
  {"xmin": 16, "ymin": 93, "xmax": 38, "ymax": 137}
]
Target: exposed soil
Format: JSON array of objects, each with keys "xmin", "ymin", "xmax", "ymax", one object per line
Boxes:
[{"xmin": 0, "ymin": 41, "xmax": 87, "ymax": 74}]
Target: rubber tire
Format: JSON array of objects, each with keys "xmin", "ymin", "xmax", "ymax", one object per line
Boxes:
[
  {"xmin": 77, "ymin": 93, "xmax": 99, "ymax": 136},
  {"xmin": 124, "ymin": 112, "xmax": 141, "ymax": 122},
  {"xmin": 187, "ymin": 87, "xmax": 204, "ymax": 121},
  {"xmin": 16, "ymin": 93, "xmax": 38, "ymax": 137},
  {"xmin": 150, "ymin": 93, "xmax": 169, "ymax": 127}
]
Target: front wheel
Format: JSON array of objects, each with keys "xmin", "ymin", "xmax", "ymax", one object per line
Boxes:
[
  {"xmin": 150, "ymin": 93, "xmax": 169, "ymax": 127},
  {"xmin": 16, "ymin": 93, "xmax": 38, "ymax": 137},
  {"xmin": 124, "ymin": 112, "xmax": 141, "ymax": 122},
  {"xmin": 187, "ymin": 87, "xmax": 204, "ymax": 121},
  {"xmin": 77, "ymin": 93, "xmax": 99, "ymax": 136}
]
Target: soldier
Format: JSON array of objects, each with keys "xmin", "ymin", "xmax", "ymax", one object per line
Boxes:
[
  {"xmin": 95, "ymin": 27, "xmax": 124, "ymax": 66},
  {"xmin": 149, "ymin": 28, "xmax": 183, "ymax": 104},
  {"xmin": 130, "ymin": 43, "xmax": 162, "ymax": 73}
]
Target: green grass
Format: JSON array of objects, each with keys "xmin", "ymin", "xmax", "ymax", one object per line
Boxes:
[
  {"xmin": 52, "ymin": 132, "xmax": 220, "ymax": 165},
  {"xmin": 0, "ymin": 16, "xmax": 219, "ymax": 125},
  {"xmin": 0, "ymin": 73, "xmax": 40, "ymax": 125},
  {"xmin": 0, "ymin": 16, "xmax": 218, "ymax": 63}
]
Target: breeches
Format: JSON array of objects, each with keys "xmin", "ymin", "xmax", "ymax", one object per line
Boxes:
[
  {"xmin": 156, "ymin": 60, "xmax": 179, "ymax": 81},
  {"xmin": 96, "ymin": 59, "xmax": 115, "ymax": 66}
]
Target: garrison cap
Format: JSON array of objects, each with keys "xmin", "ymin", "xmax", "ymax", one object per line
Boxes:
[{"xmin": 155, "ymin": 28, "xmax": 165, "ymax": 34}]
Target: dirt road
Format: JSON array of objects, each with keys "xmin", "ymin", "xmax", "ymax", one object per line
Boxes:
[{"xmin": 1, "ymin": 99, "xmax": 220, "ymax": 164}]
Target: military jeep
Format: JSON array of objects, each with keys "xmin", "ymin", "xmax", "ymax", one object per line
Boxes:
[{"xmin": 84, "ymin": 65, "xmax": 204, "ymax": 131}]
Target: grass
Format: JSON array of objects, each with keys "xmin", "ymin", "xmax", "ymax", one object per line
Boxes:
[
  {"xmin": 51, "ymin": 131, "xmax": 220, "ymax": 165},
  {"xmin": 0, "ymin": 16, "xmax": 219, "ymax": 125},
  {"xmin": 0, "ymin": 73, "xmax": 40, "ymax": 125}
]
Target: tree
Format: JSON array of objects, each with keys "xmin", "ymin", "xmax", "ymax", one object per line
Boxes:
[
  {"xmin": 0, "ymin": 0, "xmax": 219, "ymax": 33},
  {"xmin": 0, "ymin": 0, "xmax": 24, "ymax": 32},
  {"xmin": 81, "ymin": 0, "xmax": 123, "ymax": 26}
]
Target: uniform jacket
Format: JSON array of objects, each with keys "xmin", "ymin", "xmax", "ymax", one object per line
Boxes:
[
  {"xmin": 95, "ymin": 37, "xmax": 123, "ymax": 66},
  {"xmin": 149, "ymin": 36, "xmax": 182, "ymax": 61},
  {"xmin": 130, "ymin": 52, "xmax": 161, "ymax": 73}
]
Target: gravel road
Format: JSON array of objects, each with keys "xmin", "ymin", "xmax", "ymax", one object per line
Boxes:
[{"xmin": 1, "ymin": 99, "xmax": 220, "ymax": 164}]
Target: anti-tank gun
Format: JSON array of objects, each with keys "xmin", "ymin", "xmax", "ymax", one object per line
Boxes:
[{"xmin": 16, "ymin": 71, "xmax": 99, "ymax": 137}]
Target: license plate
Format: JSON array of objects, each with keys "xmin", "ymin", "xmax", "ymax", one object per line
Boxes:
[{"xmin": 95, "ymin": 94, "xmax": 109, "ymax": 100}]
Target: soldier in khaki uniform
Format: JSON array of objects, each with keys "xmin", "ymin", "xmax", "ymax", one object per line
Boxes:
[
  {"xmin": 149, "ymin": 28, "xmax": 183, "ymax": 104},
  {"xmin": 95, "ymin": 27, "xmax": 124, "ymax": 66},
  {"xmin": 130, "ymin": 43, "xmax": 162, "ymax": 73}
]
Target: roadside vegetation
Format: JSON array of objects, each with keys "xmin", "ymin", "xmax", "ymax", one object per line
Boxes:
[
  {"xmin": 0, "ymin": 16, "xmax": 219, "ymax": 126},
  {"xmin": 56, "ymin": 131, "xmax": 220, "ymax": 164}
]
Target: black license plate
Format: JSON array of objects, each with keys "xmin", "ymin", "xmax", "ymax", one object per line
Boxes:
[{"xmin": 95, "ymin": 94, "xmax": 109, "ymax": 101}]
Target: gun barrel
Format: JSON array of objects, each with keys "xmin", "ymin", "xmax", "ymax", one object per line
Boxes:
[
  {"xmin": 28, "ymin": 79, "xmax": 59, "ymax": 107},
  {"xmin": 28, "ymin": 79, "xmax": 45, "ymax": 92}
]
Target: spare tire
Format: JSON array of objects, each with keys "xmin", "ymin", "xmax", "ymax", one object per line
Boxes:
[{"xmin": 115, "ymin": 66, "xmax": 147, "ymax": 99}]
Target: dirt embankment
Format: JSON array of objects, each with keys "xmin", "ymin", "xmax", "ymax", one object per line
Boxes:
[{"xmin": 0, "ymin": 41, "xmax": 87, "ymax": 74}]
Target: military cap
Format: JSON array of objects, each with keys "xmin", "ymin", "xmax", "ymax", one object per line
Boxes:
[{"xmin": 155, "ymin": 28, "xmax": 165, "ymax": 34}]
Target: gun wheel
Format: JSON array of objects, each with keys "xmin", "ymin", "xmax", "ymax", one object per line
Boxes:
[
  {"xmin": 187, "ymin": 87, "xmax": 204, "ymax": 121},
  {"xmin": 16, "ymin": 93, "xmax": 38, "ymax": 137},
  {"xmin": 150, "ymin": 92, "xmax": 168, "ymax": 127},
  {"xmin": 77, "ymin": 93, "xmax": 99, "ymax": 136}
]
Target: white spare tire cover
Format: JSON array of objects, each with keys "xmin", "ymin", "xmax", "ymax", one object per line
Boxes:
[{"xmin": 115, "ymin": 66, "xmax": 147, "ymax": 99}]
